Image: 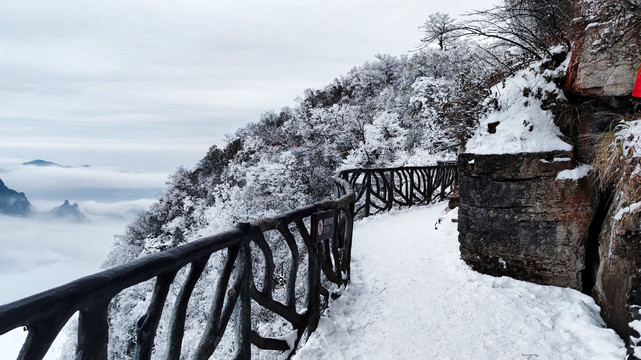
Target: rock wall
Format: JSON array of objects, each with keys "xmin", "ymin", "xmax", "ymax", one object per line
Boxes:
[
  {"xmin": 458, "ymin": 151, "xmax": 596, "ymax": 290},
  {"xmin": 593, "ymin": 182, "xmax": 641, "ymax": 357},
  {"xmin": 457, "ymin": 1, "xmax": 641, "ymax": 355},
  {"xmin": 565, "ymin": 25, "xmax": 636, "ymax": 97}
]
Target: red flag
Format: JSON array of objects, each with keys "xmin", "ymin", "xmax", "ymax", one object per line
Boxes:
[{"xmin": 634, "ymin": 68, "xmax": 641, "ymax": 98}]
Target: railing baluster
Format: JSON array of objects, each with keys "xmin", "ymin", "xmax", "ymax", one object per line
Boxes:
[
  {"xmin": 250, "ymin": 231, "xmax": 275, "ymax": 296},
  {"xmin": 440, "ymin": 168, "xmax": 446, "ymax": 200},
  {"xmin": 234, "ymin": 245, "xmax": 252, "ymax": 359},
  {"xmin": 419, "ymin": 168, "xmax": 428, "ymax": 202},
  {"xmin": 401, "ymin": 169, "xmax": 411, "ymax": 205},
  {"xmin": 277, "ymin": 225, "xmax": 300, "ymax": 308},
  {"xmin": 166, "ymin": 258, "xmax": 208, "ymax": 360},
  {"xmin": 409, "ymin": 169, "xmax": 415, "ymax": 207},
  {"xmin": 365, "ymin": 172, "xmax": 371, "ymax": 217},
  {"xmin": 194, "ymin": 244, "xmax": 240, "ymax": 359},
  {"xmin": 18, "ymin": 308, "xmax": 75, "ymax": 360},
  {"xmin": 426, "ymin": 168, "xmax": 433, "ymax": 201},
  {"xmin": 77, "ymin": 300, "xmax": 110, "ymax": 360},
  {"xmin": 339, "ymin": 206, "xmax": 354, "ymax": 280},
  {"xmin": 387, "ymin": 170, "xmax": 394, "ymax": 211},
  {"xmin": 296, "ymin": 220, "xmax": 322, "ymax": 333},
  {"xmin": 320, "ymin": 233, "xmax": 341, "ymax": 283},
  {"xmin": 135, "ymin": 271, "xmax": 178, "ymax": 360}
]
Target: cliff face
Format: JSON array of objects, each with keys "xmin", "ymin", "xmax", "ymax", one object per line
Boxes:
[
  {"xmin": 565, "ymin": 25, "xmax": 636, "ymax": 98},
  {"xmin": 458, "ymin": 151, "xmax": 596, "ymax": 290},
  {"xmin": 458, "ymin": 5, "xmax": 641, "ymax": 356},
  {"xmin": 593, "ymin": 181, "xmax": 641, "ymax": 353},
  {"xmin": 0, "ymin": 179, "xmax": 31, "ymax": 216}
]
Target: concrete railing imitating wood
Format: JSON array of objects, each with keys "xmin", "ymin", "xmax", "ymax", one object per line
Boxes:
[
  {"xmin": 339, "ymin": 162, "xmax": 458, "ymax": 218},
  {"xmin": 0, "ymin": 164, "xmax": 457, "ymax": 360}
]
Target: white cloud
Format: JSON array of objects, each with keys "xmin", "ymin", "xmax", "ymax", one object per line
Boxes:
[
  {"xmin": 78, "ymin": 199, "xmax": 157, "ymax": 220},
  {"xmin": 0, "ymin": 159, "xmax": 167, "ymax": 202},
  {"xmin": 0, "ymin": 215, "xmax": 128, "ymax": 304}
]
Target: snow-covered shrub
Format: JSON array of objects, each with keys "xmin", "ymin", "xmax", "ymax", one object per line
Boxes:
[{"xmin": 593, "ymin": 119, "xmax": 641, "ymax": 202}]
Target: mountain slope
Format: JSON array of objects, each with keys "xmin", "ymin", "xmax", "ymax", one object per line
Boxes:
[{"xmin": 0, "ymin": 179, "xmax": 31, "ymax": 216}]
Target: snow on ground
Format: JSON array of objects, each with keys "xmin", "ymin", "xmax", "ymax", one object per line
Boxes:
[{"xmin": 295, "ymin": 204, "xmax": 626, "ymax": 360}]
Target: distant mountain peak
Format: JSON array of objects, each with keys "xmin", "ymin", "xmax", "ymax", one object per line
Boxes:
[
  {"xmin": 22, "ymin": 159, "xmax": 64, "ymax": 167},
  {"xmin": 0, "ymin": 178, "xmax": 31, "ymax": 216},
  {"xmin": 22, "ymin": 159, "xmax": 91, "ymax": 168},
  {"xmin": 49, "ymin": 200, "xmax": 87, "ymax": 222}
]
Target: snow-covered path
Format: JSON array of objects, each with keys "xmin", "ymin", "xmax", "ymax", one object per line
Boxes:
[{"xmin": 294, "ymin": 204, "xmax": 626, "ymax": 360}]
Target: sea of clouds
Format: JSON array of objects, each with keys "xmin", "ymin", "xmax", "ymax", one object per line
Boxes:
[
  {"xmin": 0, "ymin": 157, "xmax": 169, "ymax": 358},
  {"xmin": 0, "ymin": 157, "xmax": 167, "ymax": 304}
]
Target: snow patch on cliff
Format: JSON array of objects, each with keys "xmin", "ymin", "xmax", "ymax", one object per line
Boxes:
[
  {"xmin": 466, "ymin": 50, "xmax": 572, "ymax": 155},
  {"xmin": 556, "ymin": 164, "xmax": 592, "ymax": 181}
]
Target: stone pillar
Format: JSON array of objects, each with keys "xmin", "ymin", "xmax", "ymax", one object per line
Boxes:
[{"xmin": 458, "ymin": 151, "xmax": 597, "ymax": 290}]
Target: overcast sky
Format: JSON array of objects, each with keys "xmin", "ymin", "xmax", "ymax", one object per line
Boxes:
[{"xmin": 0, "ymin": 0, "xmax": 495, "ymax": 173}]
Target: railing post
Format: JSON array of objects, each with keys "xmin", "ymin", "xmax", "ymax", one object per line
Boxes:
[
  {"xmin": 364, "ymin": 172, "xmax": 371, "ymax": 217},
  {"xmin": 235, "ymin": 244, "xmax": 252, "ymax": 359},
  {"xmin": 77, "ymin": 300, "xmax": 110, "ymax": 360},
  {"xmin": 409, "ymin": 169, "xmax": 415, "ymax": 207},
  {"xmin": 306, "ymin": 234, "xmax": 322, "ymax": 334},
  {"xmin": 387, "ymin": 170, "xmax": 394, "ymax": 211},
  {"xmin": 440, "ymin": 167, "xmax": 447, "ymax": 201}
]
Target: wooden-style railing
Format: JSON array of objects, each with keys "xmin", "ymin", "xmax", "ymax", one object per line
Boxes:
[
  {"xmin": 0, "ymin": 164, "xmax": 457, "ymax": 360},
  {"xmin": 339, "ymin": 161, "xmax": 458, "ymax": 218}
]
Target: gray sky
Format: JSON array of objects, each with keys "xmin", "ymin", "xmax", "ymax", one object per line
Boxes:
[{"xmin": 0, "ymin": 0, "xmax": 495, "ymax": 172}]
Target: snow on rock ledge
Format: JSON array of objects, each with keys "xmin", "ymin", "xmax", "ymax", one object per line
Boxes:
[
  {"xmin": 556, "ymin": 164, "xmax": 593, "ymax": 181},
  {"xmin": 465, "ymin": 50, "xmax": 572, "ymax": 155}
]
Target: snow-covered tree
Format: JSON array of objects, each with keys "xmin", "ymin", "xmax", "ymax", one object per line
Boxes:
[{"xmin": 419, "ymin": 12, "xmax": 461, "ymax": 51}]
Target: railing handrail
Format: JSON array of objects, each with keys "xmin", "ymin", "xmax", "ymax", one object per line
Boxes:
[
  {"xmin": 0, "ymin": 165, "xmax": 455, "ymax": 360},
  {"xmin": 0, "ymin": 228, "xmax": 244, "ymax": 333},
  {"xmin": 338, "ymin": 163, "xmax": 456, "ymax": 174}
]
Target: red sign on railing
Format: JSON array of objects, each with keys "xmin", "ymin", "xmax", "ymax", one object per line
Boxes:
[{"xmin": 311, "ymin": 210, "xmax": 335, "ymax": 243}]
